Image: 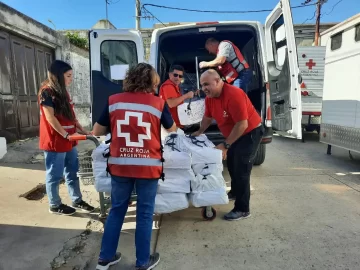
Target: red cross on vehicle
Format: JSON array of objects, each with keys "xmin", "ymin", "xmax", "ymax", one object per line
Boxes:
[{"xmin": 306, "ymin": 59, "xmax": 316, "ymax": 70}]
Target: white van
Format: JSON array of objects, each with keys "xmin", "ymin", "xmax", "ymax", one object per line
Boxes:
[
  {"xmin": 88, "ymin": 0, "xmax": 302, "ymax": 165},
  {"xmin": 319, "ymin": 13, "xmax": 360, "ymax": 155}
]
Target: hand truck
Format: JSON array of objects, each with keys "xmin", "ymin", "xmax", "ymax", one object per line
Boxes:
[{"xmin": 68, "ymin": 134, "xmax": 137, "ymax": 218}]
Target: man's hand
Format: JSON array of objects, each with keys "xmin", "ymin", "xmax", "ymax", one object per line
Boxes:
[
  {"xmin": 194, "ymin": 89, "xmax": 201, "ymax": 96},
  {"xmin": 186, "ymin": 91, "xmax": 194, "ymax": 99},
  {"xmin": 191, "ymin": 130, "xmax": 202, "ymax": 137},
  {"xmin": 216, "ymin": 143, "xmax": 228, "ymax": 160},
  {"xmin": 199, "ymin": 61, "xmax": 208, "ymax": 69}
]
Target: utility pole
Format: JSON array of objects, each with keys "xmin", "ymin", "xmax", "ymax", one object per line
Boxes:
[
  {"xmin": 135, "ymin": 0, "xmax": 141, "ymax": 30},
  {"xmin": 314, "ymin": 0, "xmax": 325, "ymax": 46},
  {"xmin": 105, "ymin": 0, "xmax": 109, "ymax": 29}
]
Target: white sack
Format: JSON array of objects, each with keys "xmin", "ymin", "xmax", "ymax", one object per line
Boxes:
[
  {"xmin": 182, "ymin": 135, "xmax": 222, "ymax": 164},
  {"xmin": 92, "ymin": 160, "xmax": 112, "ymax": 193},
  {"xmin": 192, "ymin": 163, "xmax": 223, "ymax": 176},
  {"xmin": 191, "ymin": 172, "xmax": 226, "ymax": 193},
  {"xmin": 163, "ymin": 133, "xmax": 190, "ymax": 153},
  {"xmin": 95, "ymin": 176, "xmax": 112, "ymax": 193},
  {"xmin": 91, "ymin": 144, "xmax": 109, "ymax": 163},
  {"xmin": 154, "ymin": 193, "xmax": 189, "ymax": 214},
  {"xmin": 163, "ymin": 150, "xmax": 191, "ymax": 169},
  {"xmin": 189, "ymin": 187, "xmax": 229, "ymax": 207},
  {"xmin": 157, "ymin": 169, "xmax": 194, "ymax": 194},
  {"xmin": 177, "ymin": 99, "xmax": 205, "ymax": 126}
]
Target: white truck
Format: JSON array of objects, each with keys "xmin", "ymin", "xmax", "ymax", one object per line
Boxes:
[
  {"xmin": 88, "ymin": 0, "xmax": 303, "ymax": 165},
  {"xmin": 319, "ymin": 13, "xmax": 360, "ymax": 155},
  {"xmin": 297, "ymin": 46, "xmax": 326, "ymax": 137}
]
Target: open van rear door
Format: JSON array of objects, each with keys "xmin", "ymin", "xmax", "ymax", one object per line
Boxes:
[
  {"xmin": 265, "ymin": 0, "xmax": 302, "ymax": 139},
  {"xmin": 89, "ymin": 29, "xmax": 144, "ymax": 125}
]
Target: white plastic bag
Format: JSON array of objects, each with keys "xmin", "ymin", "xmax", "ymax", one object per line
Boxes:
[
  {"xmin": 163, "ymin": 150, "xmax": 192, "ymax": 169},
  {"xmin": 91, "ymin": 144, "xmax": 109, "ymax": 162},
  {"xmin": 182, "ymin": 135, "xmax": 222, "ymax": 164},
  {"xmin": 192, "ymin": 163, "xmax": 223, "ymax": 176},
  {"xmin": 190, "ymin": 172, "xmax": 226, "ymax": 193},
  {"xmin": 189, "ymin": 187, "xmax": 229, "ymax": 207},
  {"xmin": 177, "ymin": 99, "xmax": 205, "ymax": 126},
  {"xmin": 157, "ymin": 169, "xmax": 194, "ymax": 194},
  {"xmin": 92, "ymin": 160, "xmax": 112, "ymax": 193},
  {"xmin": 154, "ymin": 193, "xmax": 189, "ymax": 214}
]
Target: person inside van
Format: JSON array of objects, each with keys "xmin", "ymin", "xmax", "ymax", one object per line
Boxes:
[
  {"xmin": 192, "ymin": 69, "xmax": 263, "ymax": 221},
  {"xmin": 159, "ymin": 64, "xmax": 197, "ymax": 128},
  {"xmin": 92, "ymin": 63, "xmax": 177, "ymax": 270},
  {"xmin": 199, "ymin": 38, "xmax": 253, "ymax": 93}
]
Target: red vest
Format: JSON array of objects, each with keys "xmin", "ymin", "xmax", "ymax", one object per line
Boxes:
[
  {"xmin": 217, "ymin": 40, "xmax": 250, "ymax": 84},
  {"xmin": 108, "ymin": 92, "xmax": 165, "ymax": 179},
  {"xmin": 39, "ymin": 88, "xmax": 77, "ymax": 152}
]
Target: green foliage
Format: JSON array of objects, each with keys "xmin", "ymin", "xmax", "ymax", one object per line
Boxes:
[{"xmin": 65, "ymin": 32, "xmax": 88, "ymax": 50}]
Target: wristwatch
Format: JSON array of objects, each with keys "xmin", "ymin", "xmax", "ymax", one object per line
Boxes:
[
  {"xmin": 223, "ymin": 142, "xmax": 231, "ymax": 149},
  {"xmin": 63, "ymin": 132, "xmax": 69, "ymax": 139}
]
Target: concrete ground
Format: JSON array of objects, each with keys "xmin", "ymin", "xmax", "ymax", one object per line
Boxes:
[{"xmin": 1, "ymin": 133, "xmax": 360, "ymax": 270}]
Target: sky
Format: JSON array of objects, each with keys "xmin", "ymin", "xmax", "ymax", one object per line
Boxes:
[{"xmin": 2, "ymin": 0, "xmax": 359, "ymax": 30}]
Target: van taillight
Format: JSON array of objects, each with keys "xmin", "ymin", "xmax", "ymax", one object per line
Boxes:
[
  {"xmin": 265, "ymin": 83, "xmax": 272, "ymax": 127},
  {"xmin": 196, "ymin": 21, "xmax": 219, "ymax": 25}
]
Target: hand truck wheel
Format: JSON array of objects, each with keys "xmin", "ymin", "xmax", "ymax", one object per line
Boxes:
[{"xmin": 201, "ymin": 206, "xmax": 216, "ymax": 221}]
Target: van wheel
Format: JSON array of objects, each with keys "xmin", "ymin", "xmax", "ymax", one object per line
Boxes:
[{"xmin": 253, "ymin": 144, "xmax": 266, "ymax": 166}]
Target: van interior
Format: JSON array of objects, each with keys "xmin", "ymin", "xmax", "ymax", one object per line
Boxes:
[{"xmin": 156, "ymin": 24, "xmax": 266, "ymax": 134}]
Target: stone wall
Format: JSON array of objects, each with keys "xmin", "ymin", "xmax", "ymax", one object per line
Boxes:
[{"xmin": 0, "ymin": 2, "xmax": 91, "ymax": 129}]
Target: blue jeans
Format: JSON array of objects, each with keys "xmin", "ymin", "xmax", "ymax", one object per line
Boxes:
[
  {"xmin": 99, "ymin": 176, "xmax": 158, "ymax": 267},
  {"xmin": 44, "ymin": 147, "xmax": 82, "ymax": 207},
  {"xmin": 233, "ymin": 69, "xmax": 253, "ymax": 93}
]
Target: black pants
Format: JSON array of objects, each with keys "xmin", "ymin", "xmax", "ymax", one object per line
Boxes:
[{"xmin": 227, "ymin": 125, "xmax": 264, "ymax": 212}]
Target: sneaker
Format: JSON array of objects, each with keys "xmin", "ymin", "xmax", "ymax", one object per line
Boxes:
[
  {"xmin": 136, "ymin": 253, "xmax": 160, "ymax": 270},
  {"xmin": 96, "ymin": 253, "xmax": 121, "ymax": 270},
  {"xmin": 49, "ymin": 204, "xmax": 76, "ymax": 216},
  {"xmin": 227, "ymin": 191, "xmax": 236, "ymax": 201},
  {"xmin": 224, "ymin": 210, "xmax": 251, "ymax": 221},
  {"xmin": 72, "ymin": 200, "xmax": 95, "ymax": 213}
]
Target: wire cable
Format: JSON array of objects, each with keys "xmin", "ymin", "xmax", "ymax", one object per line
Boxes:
[
  {"xmin": 142, "ymin": 6, "xmax": 167, "ymax": 27},
  {"xmin": 323, "ymin": 0, "xmax": 344, "ymax": 16},
  {"xmin": 142, "ymin": 2, "xmax": 318, "ymax": 14}
]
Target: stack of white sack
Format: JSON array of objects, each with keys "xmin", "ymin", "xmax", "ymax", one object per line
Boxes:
[
  {"xmin": 91, "ymin": 142, "xmax": 111, "ymax": 193},
  {"xmin": 154, "ymin": 133, "xmax": 192, "ymax": 214},
  {"xmin": 184, "ymin": 135, "xmax": 229, "ymax": 207}
]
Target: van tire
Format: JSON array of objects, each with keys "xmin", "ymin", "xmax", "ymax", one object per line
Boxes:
[{"xmin": 253, "ymin": 144, "xmax": 266, "ymax": 166}]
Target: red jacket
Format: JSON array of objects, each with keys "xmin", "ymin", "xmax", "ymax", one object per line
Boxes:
[
  {"xmin": 108, "ymin": 92, "xmax": 165, "ymax": 179},
  {"xmin": 39, "ymin": 88, "xmax": 77, "ymax": 152}
]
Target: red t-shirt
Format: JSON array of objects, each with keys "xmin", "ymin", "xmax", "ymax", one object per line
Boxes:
[
  {"xmin": 159, "ymin": 79, "xmax": 182, "ymax": 127},
  {"xmin": 204, "ymin": 83, "xmax": 261, "ymax": 138}
]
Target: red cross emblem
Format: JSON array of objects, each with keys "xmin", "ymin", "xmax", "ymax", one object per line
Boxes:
[
  {"xmin": 117, "ymin": 111, "xmax": 151, "ymax": 147},
  {"xmin": 306, "ymin": 59, "xmax": 316, "ymax": 70}
]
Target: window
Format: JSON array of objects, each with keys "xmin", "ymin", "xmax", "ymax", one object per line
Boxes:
[
  {"xmin": 271, "ymin": 15, "xmax": 287, "ymax": 68},
  {"xmin": 330, "ymin": 32, "xmax": 342, "ymax": 51},
  {"xmin": 355, "ymin": 24, "xmax": 360, "ymax": 42},
  {"xmin": 100, "ymin": 40, "xmax": 138, "ymax": 84}
]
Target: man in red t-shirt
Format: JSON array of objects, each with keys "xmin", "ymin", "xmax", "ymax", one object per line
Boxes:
[
  {"xmin": 192, "ymin": 69, "xmax": 263, "ymax": 221},
  {"xmin": 159, "ymin": 65, "xmax": 196, "ymax": 128}
]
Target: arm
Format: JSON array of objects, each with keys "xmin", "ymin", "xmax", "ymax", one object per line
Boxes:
[
  {"xmin": 166, "ymin": 92, "xmax": 192, "ymax": 108},
  {"xmin": 92, "ymin": 123, "xmax": 108, "ymax": 136},
  {"xmin": 203, "ymin": 55, "xmax": 227, "ymax": 68},
  {"xmin": 92, "ymin": 103, "xmax": 110, "ymax": 136},
  {"xmin": 197, "ymin": 116, "xmax": 213, "ymax": 134},
  {"xmin": 42, "ymin": 106, "xmax": 69, "ymax": 138},
  {"xmin": 161, "ymin": 103, "xmax": 177, "ymax": 132},
  {"xmin": 225, "ymin": 120, "xmax": 248, "ymax": 145}
]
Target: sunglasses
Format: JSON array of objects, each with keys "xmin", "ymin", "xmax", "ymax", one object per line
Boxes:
[{"xmin": 172, "ymin": 73, "xmax": 183, "ymax": 78}]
